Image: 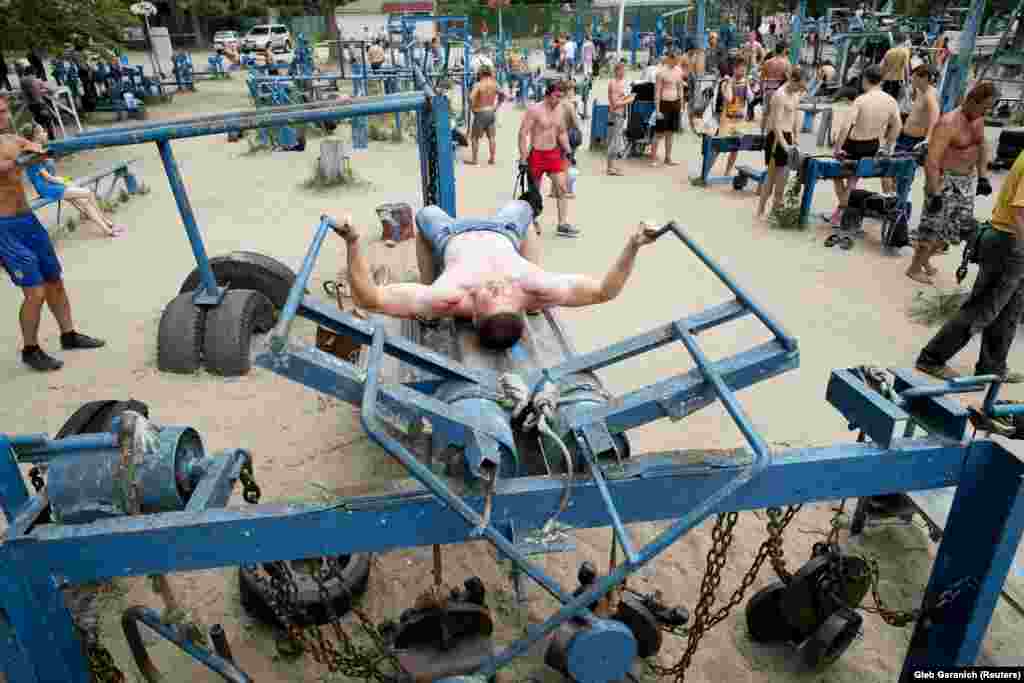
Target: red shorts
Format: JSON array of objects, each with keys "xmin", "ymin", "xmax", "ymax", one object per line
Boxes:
[{"xmin": 528, "ymin": 148, "xmax": 566, "ymax": 180}]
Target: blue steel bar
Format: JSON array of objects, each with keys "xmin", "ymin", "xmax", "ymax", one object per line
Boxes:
[
  {"xmin": 545, "ymin": 300, "xmax": 748, "ymax": 381},
  {"xmin": 5, "ymin": 434, "xmax": 47, "ymax": 449},
  {"xmin": 900, "ymin": 375, "xmax": 1001, "ymax": 401},
  {"xmin": 122, "ymin": 607, "xmax": 251, "ymax": 683},
  {"xmin": 269, "ymin": 217, "xmax": 334, "ymax": 354},
  {"xmin": 572, "ymin": 432, "xmax": 638, "ymax": 564},
  {"xmin": 672, "ymin": 321, "xmax": 770, "ymax": 461},
  {"xmin": 41, "ymin": 94, "xmax": 427, "ymax": 155},
  {"xmin": 0, "ymin": 437, "xmax": 29, "ymax": 524},
  {"xmin": 13, "ymin": 433, "xmax": 118, "ymax": 464},
  {"xmin": 359, "ymin": 327, "xmax": 579, "ymax": 607},
  {"xmin": 656, "ymin": 222, "xmax": 797, "ymax": 351},
  {"xmin": 6, "ymin": 494, "xmax": 48, "ymax": 541},
  {"xmin": 157, "ymin": 140, "xmax": 222, "ymax": 304}
]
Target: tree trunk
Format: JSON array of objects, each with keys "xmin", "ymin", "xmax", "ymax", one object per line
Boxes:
[
  {"xmin": 323, "ymin": 0, "xmax": 340, "ymax": 60},
  {"xmin": 319, "ymin": 138, "xmax": 348, "ymax": 183},
  {"xmin": 191, "ymin": 10, "xmax": 205, "ymax": 48}
]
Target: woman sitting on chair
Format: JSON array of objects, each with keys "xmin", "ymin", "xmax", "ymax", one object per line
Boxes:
[{"xmin": 22, "ymin": 124, "xmax": 123, "ymax": 238}]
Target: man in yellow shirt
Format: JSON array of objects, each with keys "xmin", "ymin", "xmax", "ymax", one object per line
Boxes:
[
  {"xmin": 880, "ymin": 33, "xmax": 911, "ymax": 103},
  {"xmin": 916, "ymin": 151, "xmax": 1024, "ymax": 382}
]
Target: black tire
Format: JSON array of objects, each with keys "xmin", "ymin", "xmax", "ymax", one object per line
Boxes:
[
  {"xmin": 239, "ymin": 553, "xmax": 372, "ymax": 628},
  {"xmin": 157, "ymin": 292, "xmax": 207, "ymax": 374},
  {"xmin": 178, "ymin": 253, "xmax": 297, "ymax": 331},
  {"xmin": 55, "ymin": 401, "xmax": 117, "ymax": 439},
  {"xmin": 202, "ymin": 290, "xmax": 274, "ymax": 377},
  {"xmin": 800, "ymin": 608, "xmax": 862, "ymax": 670},
  {"xmin": 746, "ymin": 581, "xmax": 798, "ymax": 643},
  {"xmin": 87, "ymin": 400, "xmax": 151, "ymax": 434}
]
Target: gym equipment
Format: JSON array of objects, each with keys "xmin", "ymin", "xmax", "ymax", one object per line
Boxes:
[
  {"xmin": 796, "ymin": 152, "xmax": 916, "ymax": 227},
  {"xmin": 693, "ymin": 133, "xmax": 765, "ymax": 187},
  {"xmin": 27, "ymin": 72, "xmax": 455, "ymax": 379}
]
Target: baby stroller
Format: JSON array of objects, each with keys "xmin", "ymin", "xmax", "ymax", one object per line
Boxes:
[{"xmin": 624, "ymin": 81, "xmax": 657, "ymax": 158}]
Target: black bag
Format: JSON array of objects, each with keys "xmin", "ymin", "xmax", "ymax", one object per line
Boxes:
[
  {"xmin": 515, "ymin": 164, "xmax": 543, "ymax": 219},
  {"xmin": 568, "ymin": 126, "xmax": 583, "ymax": 150}
]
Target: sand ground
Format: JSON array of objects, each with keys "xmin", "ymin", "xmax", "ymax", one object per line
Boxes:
[{"xmin": 2, "ymin": 54, "xmax": 1024, "ymax": 682}]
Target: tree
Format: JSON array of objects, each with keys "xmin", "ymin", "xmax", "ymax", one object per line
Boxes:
[{"xmin": 0, "ymin": 0, "xmax": 136, "ymax": 53}]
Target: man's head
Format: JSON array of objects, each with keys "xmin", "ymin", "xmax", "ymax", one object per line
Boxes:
[
  {"xmin": 479, "ymin": 63, "xmax": 493, "ymax": 79},
  {"xmin": 733, "ymin": 57, "xmax": 746, "ymax": 76},
  {"xmin": 472, "ymin": 281, "xmax": 525, "ymax": 350},
  {"xmin": 775, "ymin": 43, "xmax": 787, "ymax": 56},
  {"xmin": 861, "ymin": 65, "xmax": 883, "ymax": 89},
  {"xmin": 614, "ymin": 61, "xmax": 626, "ymax": 79},
  {"xmin": 962, "ymin": 81, "xmax": 998, "ymax": 120},
  {"xmin": 912, "ymin": 63, "xmax": 936, "ymax": 89},
  {"xmin": 544, "ymin": 81, "xmax": 563, "ymax": 108},
  {"xmin": 0, "ymin": 93, "xmax": 10, "ymax": 133},
  {"xmin": 664, "ymin": 50, "xmax": 678, "ymax": 66}
]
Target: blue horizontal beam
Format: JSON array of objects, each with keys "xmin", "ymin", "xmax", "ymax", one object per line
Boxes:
[
  {"xmin": 41, "ymin": 93, "xmax": 427, "ymax": 156},
  {"xmin": 574, "ymin": 340, "xmax": 798, "ymax": 435},
  {"xmin": 2, "ymin": 438, "xmax": 984, "ymax": 585}
]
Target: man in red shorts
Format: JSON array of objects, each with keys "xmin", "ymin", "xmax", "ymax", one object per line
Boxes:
[{"xmin": 518, "ymin": 81, "xmax": 578, "ymax": 237}]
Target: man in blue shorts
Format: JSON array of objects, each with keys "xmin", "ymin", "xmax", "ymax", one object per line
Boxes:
[{"xmin": 0, "ymin": 93, "xmax": 104, "ymax": 371}]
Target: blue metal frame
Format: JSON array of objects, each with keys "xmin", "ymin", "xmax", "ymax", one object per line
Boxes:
[
  {"xmin": 799, "ymin": 155, "xmax": 916, "ymax": 226},
  {"xmin": 32, "ymin": 77, "xmax": 456, "ymax": 308},
  {"xmin": 695, "ymin": 133, "xmax": 767, "ymax": 187}
]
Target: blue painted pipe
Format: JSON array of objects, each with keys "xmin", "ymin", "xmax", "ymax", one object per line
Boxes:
[
  {"xmin": 654, "ymin": 222, "xmax": 797, "ymax": 352},
  {"xmin": 13, "ymin": 433, "xmax": 118, "ymax": 463},
  {"xmin": 901, "ymin": 375, "xmax": 1002, "ymax": 400},
  {"xmin": 270, "ymin": 217, "xmax": 335, "ymax": 354},
  {"xmin": 158, "ymin": 140, "xmax": 220, "ymax": 302},
  {"xmin": 7, "ymin": 433, "xmax": 48, "ymax": 449},
  {"xmin": 123, "ymin": 607, "xmax": 251, "ymax": 682}
]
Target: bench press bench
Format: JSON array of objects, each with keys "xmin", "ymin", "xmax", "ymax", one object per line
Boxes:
[{"xmin": 29, "ymin": 159, "xmax": 142, "ymax": 226}]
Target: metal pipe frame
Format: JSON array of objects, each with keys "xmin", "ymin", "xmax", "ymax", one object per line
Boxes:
[{"xmin": 28, "ymin": 78, "xmax": 455, "ymax": 306}]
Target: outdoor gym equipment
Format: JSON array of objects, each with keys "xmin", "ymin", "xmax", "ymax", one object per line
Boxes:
[
  {"xmin": 26, "ymin": 69, "xmax": 455, "ymax": 379},
  {"xmin": 2, "ymin": 213, "xmax": 1024, "ymax": 680}
]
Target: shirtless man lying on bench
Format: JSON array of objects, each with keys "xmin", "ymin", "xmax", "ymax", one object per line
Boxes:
[{"xmin": 330, "ymin": 199, "xmax": 659, "ymax": 350}]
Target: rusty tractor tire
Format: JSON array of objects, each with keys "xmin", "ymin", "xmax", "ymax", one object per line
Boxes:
[
  {"xmin": 55, "ymin": 401, "xmax": 118, "ymax": 439},
  {"xmin": 179, "ymin": 253, "xmax": 296, "ymax": 331},
  {"xmin": 157, "ymin": 292, "xmax": 207, "ymax": 374},
  {"xmin": 201, "ymin": 290, "xmax": 274, "ymax": 377},
  {"xmin": 238, "ymin": 553, "xmax": 372, "ymax": 628}
]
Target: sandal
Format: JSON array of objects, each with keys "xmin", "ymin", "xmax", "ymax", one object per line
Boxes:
[
  {"xmin": 824, "ymin": 233, "xmax": 841, "ymax": 248},
  {"xmin": 839, "ymin": 235, "xmax": 855, "ymax": 250},
  {"xmin": 906, "ymin": 271, "xmax": 935, "ymax": 285},
  {"xmin": 607, "ymin": 168, "xmax": 624, "ymax": 176}
]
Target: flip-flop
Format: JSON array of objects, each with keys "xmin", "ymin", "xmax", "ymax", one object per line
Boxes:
[
  {"xmin": 824, "ymin": 233, "xmax": 841, "ymax": 248},
  {"xmin": 839, "ymin": 235, "xmax": 855, "ymax": 250},
  {"xmin": 665, "ymin": 160, "xmax": 680, "ymax": 166},
  {"xmin": 464, "ymin": 160, "xmax": 478, "ymax": 165},
  {"xmin": 906, "ymin": 271, "xmax": 935, "ymax": 285}
]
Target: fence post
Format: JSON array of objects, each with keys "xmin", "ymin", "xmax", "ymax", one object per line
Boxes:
[{"xmin": 431, "ymin": 94, "xmax": 456, "ymax": 217}]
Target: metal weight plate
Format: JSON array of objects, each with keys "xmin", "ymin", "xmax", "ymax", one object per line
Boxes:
[
  {"xmin": 614, "ymin": 594, "xmax": 663, "ymax": 658},
  {"xmin": 746, "ymin": 581, "xmax": 800, "ymax": 643},
  {"xmin": 393, "ymin": 602, "xmax": 494, "ymax": 652},
  {"xmin": 800, "ymin": 606, "xmax": 863, "ymax": 671},
  {"xmin": 779, "ymin": 556, "xmax": 833, "ymax": 637}
]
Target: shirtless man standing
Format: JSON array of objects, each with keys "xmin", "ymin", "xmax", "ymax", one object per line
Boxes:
[
  {"xmin": 0, "ymin": 94, "xmax": 105, "ymax": 371},
  {"xmin": 907, "ymin": 82, "xmax": 996, "ymax": 284},
  {"xmin": 607, "ymin": 61, "xmax": 635, "ymax": 176},
  {"xmin": 882, "ymin": 64, "xmax": 938, "ymax": 195},
  {"xmin": 467, "ymin": 64, "xmax": 498, "ymax": 165},
  {"xmin": 652, "ymin": 51, "xmax": 684, "ymax": 166},
  {"xmin": 758, "ymin": 44, "xmax": 791, "ymax": 133},
  {"xmin": 518, "ymin": 82, "xmax": 577, "ymax": 237},
  {"xmin": 329, "ymin": 203, "xmax": 660, "ymax": 349},
  {"xmin": 829, "ymin": 65, "xmax": 902, "ymax": 226},
  {"xmin": 758, "ymin": 70, "xmax": 807, "ymax": 218}
]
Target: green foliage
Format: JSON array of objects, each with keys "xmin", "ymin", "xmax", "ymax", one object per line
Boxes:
[
  {"xmin": 768, "ymin": 179, "xmax": 805, "ymax": 231},
  {"xmin": 908, "ymin": 288, "xmax": 970, "ymax": 326},
  {"xmin": 0, "ymin": 0, "xmax": 136, "ymax": 52}
]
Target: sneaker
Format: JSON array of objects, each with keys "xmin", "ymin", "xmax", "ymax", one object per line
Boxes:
[
  {"xmin": 915, "ymin": 362, "xmax": 960, "ymax": 381},
  {"xmin": 22, "ymin": 347, "xmax": 63, "ymax": 372},
  {"xmin": 60, "ymin": 332, "xmax": 106, "ymax": 351},
  {"xmin": 980, "ymin": 370, "xmax": 1024, "ymax": 384},
  {"xmin": 556, "ymin": 224, "xmax": 581, "ymax": 238}
]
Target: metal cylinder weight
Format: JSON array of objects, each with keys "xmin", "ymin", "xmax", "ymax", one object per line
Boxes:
[
  {"xmin": 546, "ymin": 618, "xmax": 637, "ymax": 683},
  {"xmin": 431, "ymin": 381, "xmax": 518, "ymax": 481},
  {"xmin": 47, "ymin": 423, "xmax": 211, "ymax": 524},
  {"xmin": 544, "ymin": 373, "xmax": 630, "ymax": 469}
]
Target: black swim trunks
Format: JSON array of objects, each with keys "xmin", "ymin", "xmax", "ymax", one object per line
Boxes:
[
  {"xmin": 842, "ymin": 137, "xmax": 880, "ymax": 160},
  {"xmin": 655, "ymin": 99, "xmax": 682, "ymax": 133},
  {"xmin": 765, "ymin": 131, "xmax": 794, "ymax": 167}
]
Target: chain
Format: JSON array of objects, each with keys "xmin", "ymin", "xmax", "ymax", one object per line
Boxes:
[
  {"xmin": 423, "ymin": 97, "xmax": 440, "ymax": 207},
  {"xmin": 239, "ymin": 460, "xmax": 261, "ymax": 504},
  {"xmin": 85, "ymin": 640, "xmax": 125, "ymax": 683},
  {"xmin": 651, "ymin": 505, "xmax": 802, "ymax": 681},
  {"xmin": 28, "ymin": 466, "xmax": 45, "ymax": 492}
]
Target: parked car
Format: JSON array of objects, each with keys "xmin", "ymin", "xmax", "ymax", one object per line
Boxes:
[
  {"xmin": 241, "ymin": 24, "xmax": 292, "ymax": 53},
  {"xmin": 213, "ymin": 30, "xmax": 240, "ymax": 53}
]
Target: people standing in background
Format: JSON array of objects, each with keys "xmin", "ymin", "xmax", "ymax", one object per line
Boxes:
[
  {"xmin": 880, "ymin": 33, "xmax": 912, "ymax": 103},
  {"xmin": 467, "ymin": 64, "xmax": 499, "ymax": 166},
  {"xmin": 581, "ymin": 35, "xmax": 596, "ymax": 78},
  {"xmin": 0, "ymin": 52, "xmax": 11, "ymax": 91},
  {"xmin": 16, "ymin": 64, "xmax": 57, "ymax": 141},
  {"xmin": 27, "ymin": 49, "xmax": 46, "ymax": 80},
  {"xmin": 718, "ymin": 57, "xmax": 751, "ymax": 177},
  {"xmin": 606, "ymin": 61, "xmax": 635, "ymax": 176},
  {"xmin": 651, "ymin": 51, "xmax": 684, "ymax": 167}
]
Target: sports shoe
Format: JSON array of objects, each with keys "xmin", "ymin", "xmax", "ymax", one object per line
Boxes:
[
  {"xmin": 556, "ymin": 224, "xmax": 581, "ymax": 238},
  {"xmin": 22, "ymin": 347, "xmax": 63, "ymax": 372},
  {"xmin": 60, "ymin": 332, "xmax": 106, "ymax": 351},
  {"xmin": 915, "ymin": 362, "xmax": 960, "ymax": 381}
]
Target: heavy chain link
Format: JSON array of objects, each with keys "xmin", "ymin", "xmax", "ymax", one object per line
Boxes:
[
  {"xmin": 239, "ymin": 460, "xmax": 261, "ymax": 504},
  {"xmin": 28, "ymin": 466, "xmax": 45, "ymax": 492},
  {"xmin": 85, "ymin": 640, "xmax": 125, "ymax": 683},
  {"xmin": 424, "ymin": 98, "xmax": 440, "ymax": 207},
  {"xmin": 651, "ymin": 505, "xmax": 802, "ymax": 681}
]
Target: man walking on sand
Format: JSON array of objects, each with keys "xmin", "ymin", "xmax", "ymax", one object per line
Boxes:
[
  {"xmin": 0, "ymin": 93, "xmax": 105, "ymax": 371},
  {"xmin": 829, "ymin": 65, "xmax": 902, "ymax": 227},
  {"xmin": 907, "ymin": 82, "xmax": 996, "ymax": 284},
  {"xmin": 758, "ymin": 44, "xmax": 790, "ymax": 134},
  {"xmin": 607, "ymin": 61, "xmax": 635, "ymax": 176},
  {"xmin": 467, "ymin": 64, "xmax": 498, "ymax": 165},
  {"xmin": 758, "ymin": 70, "xmax": 807, "ymax": 218},
  {"xmin": 914, "ymin": 146, "xmax": 1024, "ymax": 384},
  {"xmin": 651, "ymin": 51, "xmax": 684, "ymax": 167},
  {"xmin": 519, "ymin": 82, "xmax": 578, "ymax": 237}
]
